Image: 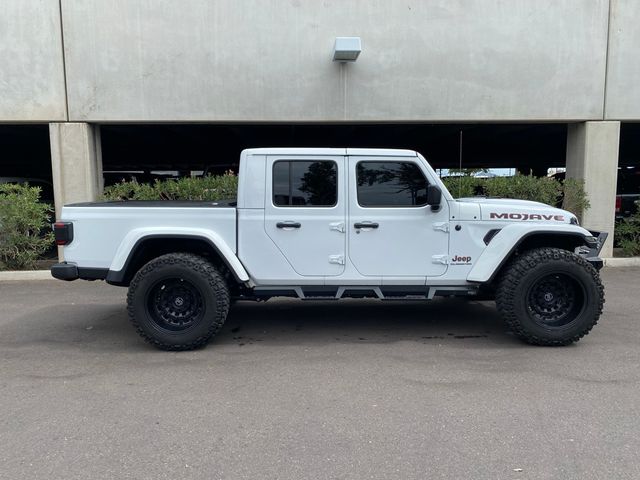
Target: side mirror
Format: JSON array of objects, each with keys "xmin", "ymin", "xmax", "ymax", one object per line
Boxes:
[{"xmin": 427, "ymin": 185, "xmax": 442, "ymax": 211}]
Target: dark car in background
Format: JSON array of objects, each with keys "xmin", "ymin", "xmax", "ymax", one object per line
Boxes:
[
  {"xmin": 615, "ymin": 167, "xmax": 640, "ymax": 219},
  {"xmin": 553, "ymin": 168, "xmax": 640, "ymax": 219}
]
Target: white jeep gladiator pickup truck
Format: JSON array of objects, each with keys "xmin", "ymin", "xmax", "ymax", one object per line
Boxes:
[{"xmin": 51, "ymin": 148, "xmax": 606, "ymax": 350}]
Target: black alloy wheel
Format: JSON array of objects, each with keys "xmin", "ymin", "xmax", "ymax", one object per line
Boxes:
[
  {"xmin": 526, "ymin": 273, "xmax": 586, "ymax": 328},
  {"xmin": 147, "ymin": 278, "xmax": 205, "ymax": 332}
]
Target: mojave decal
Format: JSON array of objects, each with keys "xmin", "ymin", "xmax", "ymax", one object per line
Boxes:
[{"xmin": 490, "ymin": 212, "xmax": 565, "ymax": 221}]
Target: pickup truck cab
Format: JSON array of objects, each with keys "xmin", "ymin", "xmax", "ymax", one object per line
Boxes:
[{"xmin": 52, "ymin": 148, "xmax": 606, "ymax": 350}]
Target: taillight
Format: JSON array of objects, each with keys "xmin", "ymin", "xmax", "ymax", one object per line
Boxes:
[
  {"xmin": 53, "ymin": 222, "xmax": 74, "ymax": 246},
  {"xmin": 615, "ymin": 196, "xmax": 622, "ymax": 213}
]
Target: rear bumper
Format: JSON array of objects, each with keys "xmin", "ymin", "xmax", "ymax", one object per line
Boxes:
[
  {"xmin": 51, "ymin": 262, "xmax": 78, "ymax": 281},
  {"xmin": 51, "ymin": 262, "xmax": 108, "ymax": 281}
]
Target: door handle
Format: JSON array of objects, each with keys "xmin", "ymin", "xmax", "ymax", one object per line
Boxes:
[
  {"xmin": 354, "ymin": 222, "xmax": 379, "ymax": 229},
  {"xmin": 276, "ymin": 221, "xmax": 301, "ymax": 229}
]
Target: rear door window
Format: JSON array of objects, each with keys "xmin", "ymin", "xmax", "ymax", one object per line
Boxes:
[{"xmin": 273, "ymin": 160, "xmax": 337, "ymax": 207}]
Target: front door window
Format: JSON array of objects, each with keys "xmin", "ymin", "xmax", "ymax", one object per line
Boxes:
[{"xmin": 356, "ymin": 161, "xmax": 429, "ymax": 207}]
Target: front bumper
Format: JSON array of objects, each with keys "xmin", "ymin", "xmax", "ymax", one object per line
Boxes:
[{"xmin": 577, "ymin": 231, "xmax": 608, "ymax": 270}]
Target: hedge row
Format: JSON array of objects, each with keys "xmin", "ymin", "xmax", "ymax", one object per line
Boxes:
[
  {"xmin": 441, "ymin": 175, "xmax": 590, "ymax": 218},
  {"xmin": 102, "ymin": 172, "xmax": 238, "ymax": 201},
  {"xmin": 103, "ymin": 172, "xmax": 588, "ymax": 212}
]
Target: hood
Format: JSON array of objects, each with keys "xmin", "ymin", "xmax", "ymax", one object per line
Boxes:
[{"xmin": 457, "ymin": 197, "xmax": 577, "ymax": 224}]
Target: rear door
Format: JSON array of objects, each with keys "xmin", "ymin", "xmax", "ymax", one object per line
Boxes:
[
  {"xmin": 347, "ymin": 156, "xmax": 449, "ymax": 277},
  {"xmin": 264, "ymin": 155, "xmax": 346, "ymax": 276}
]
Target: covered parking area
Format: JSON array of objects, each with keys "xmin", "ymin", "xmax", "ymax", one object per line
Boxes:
[
  {"xmin": 97, "ymin": 123, "xmax": 569, "ymax": 175},
  {"xmin": 0, "ymin": 125, "xmax": 53, "ymax": 202}
]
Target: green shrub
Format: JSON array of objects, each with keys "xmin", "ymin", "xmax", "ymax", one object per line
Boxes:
[
  {"xmin": 483, "ymin": 175, "xmax": 562, "ymax": 205},
  {"xmin": 102, "ymin": 181, "xmax": 157, "ymax": 200},
  {"xmin": 0, "ymin": 184, "xmax": 54, "ymax": 270},
  {"xmin": 615, "ymin": 203, "xmax": 640, "ymax": 257},
  {"xmin": 103, "ymin": 172, "xmax": 239, "ymax": 201},
  {"xmin": 561, "ymin": 178, "xmax": 590, "ymax": 222},
  {"xmin": 441, "ymin": 176, "xmax": 482, "ymax": 198}
]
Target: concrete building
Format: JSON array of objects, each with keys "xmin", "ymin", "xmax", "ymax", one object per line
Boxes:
[{"xmin": 1, "ymin": 0, "xmax": 639, "ymax": 256}]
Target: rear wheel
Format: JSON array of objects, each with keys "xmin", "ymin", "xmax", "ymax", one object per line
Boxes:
[
  {"xmin": 496, "ymin": 248, "xmax": 604, "ymax": 346},
  {"xmin": 127, "ymin": 253, "xmax": 230, "ymax": 350}
]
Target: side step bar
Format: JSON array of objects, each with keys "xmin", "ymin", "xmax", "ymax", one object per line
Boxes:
[{"xmin": 251, "ymin": 285, "xmax": 479, "ymax": 301}]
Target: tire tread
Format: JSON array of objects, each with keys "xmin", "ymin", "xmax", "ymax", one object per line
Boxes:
[
  {"xmin": 127, "ymin": 252, "xmax": 230, "ymax": 351},
  {"xmin": 495, "ymin": 247, "xmax": 604, "ymax": 346}
]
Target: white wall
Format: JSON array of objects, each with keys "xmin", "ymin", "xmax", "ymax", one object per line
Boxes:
[
  {"xmin": 60, "ymin": 0, "xmax": 610, "ymax": 122},
  {"xmin": 604, "ymin": 0, "xmax": 640, "ymax": 120},
  {"xmin": 3, "ymin": 0, "xmax": 640, "ymax": 123},
  {"xmin": 0, "ymin": 0, "xmax": 67, "ymax": 121}
]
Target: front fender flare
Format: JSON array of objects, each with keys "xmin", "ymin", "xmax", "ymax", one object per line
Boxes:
[{"xmin": 466, "ymin": 223, "xmax": 593, "ymax": 283}]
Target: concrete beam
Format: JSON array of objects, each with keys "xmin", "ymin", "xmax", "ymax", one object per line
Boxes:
[
  {"xmin": 0, "ymin": 0, "xmax": 67, "ymax": 121},
  {"xmin": 566, "ymin": 121, "xmax": 620, "ymax": 258},
  {"xmin": 49, "ymin": 123, "xmax": 103, "ymax": 218}
]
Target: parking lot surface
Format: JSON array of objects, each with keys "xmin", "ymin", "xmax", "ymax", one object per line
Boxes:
[{"xmin": 0, "ymin": 268, "xmax": 639, "ymax": 480}]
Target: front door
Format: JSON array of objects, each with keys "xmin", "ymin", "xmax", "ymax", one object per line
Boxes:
[
  {"xmin": 347, "ymin": 157, "xmax": 449, "ymax": 277},
  {"xmin": 264, "ymin": 155, "xmax": 346, "ymax": 277}
]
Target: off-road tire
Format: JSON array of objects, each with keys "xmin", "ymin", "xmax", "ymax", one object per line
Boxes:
[
  {"xmin": 496, "ymin": 247, "xmax": 604, "ymax": 346},
  {"xmin": 127, "ymin": 253, "xmax": 230, "ymax": 351}
]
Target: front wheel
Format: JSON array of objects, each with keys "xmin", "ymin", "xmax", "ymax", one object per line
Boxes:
[
  {"xmin": 127, "ymin": 253, "xmax": 230, "ymax": 350},
  {"xmin": 496, "ymin": 248, "xmax": 604, "ymax": 346}
]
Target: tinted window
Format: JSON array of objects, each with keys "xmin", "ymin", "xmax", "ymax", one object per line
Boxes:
[
  {"xmin": 273, "ymin": 160, "xmax": 337, "ymax": 207},
  {"xmin": 357, "ymin": 162, "xmax": 428, "ymax": 207}
]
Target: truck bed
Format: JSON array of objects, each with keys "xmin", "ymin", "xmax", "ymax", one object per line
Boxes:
[{"xmin": 60, "ymin": 202, "xmax": 238, "ymax": 271}]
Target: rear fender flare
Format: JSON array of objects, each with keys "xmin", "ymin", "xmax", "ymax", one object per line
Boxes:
[{"xmin": 107, "ymin": 227, "xmax": 250, "ymax": 283}]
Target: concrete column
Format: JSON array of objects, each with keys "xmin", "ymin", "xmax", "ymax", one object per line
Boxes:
[
  {"xmin": 566, "ymin": 121, "xmax": 620, "ymax": 258},
  {"xmin": 49, "ymin": 123, "xmax": 103, "ymax": 218}
]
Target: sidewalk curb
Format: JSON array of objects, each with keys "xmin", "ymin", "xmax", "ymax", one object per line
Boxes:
[
  {"xmin": 0, "ymin": 270, "xmax": 53, "ymax": 281},
  {"xmin": 1, "ymin": 257, "xmax": 639, "ymax": 282},
  {"xmin": 603, "ymin": 257, "xmax": 640, "ymax": 267}
]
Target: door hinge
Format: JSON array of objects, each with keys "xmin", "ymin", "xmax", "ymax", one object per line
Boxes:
[
  {"xmin": 329, "ymin": 222, "xmax": 345, "ymax": 233},
  {"xmin": 432, "ymin": 254, "xmax": 449, "ymax": 265},
  {"xmin": 433, "ymin": 222, "xmax": 449, "ymax": 233},
  {"xmin": 329, "ymin": 255, "xmax": 345, "ymax": 265}
]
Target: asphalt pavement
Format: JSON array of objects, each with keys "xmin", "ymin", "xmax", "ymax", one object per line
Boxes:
[{"xmin": 0, "ymin": 268, "xmax": 639, "ymax": 480}]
